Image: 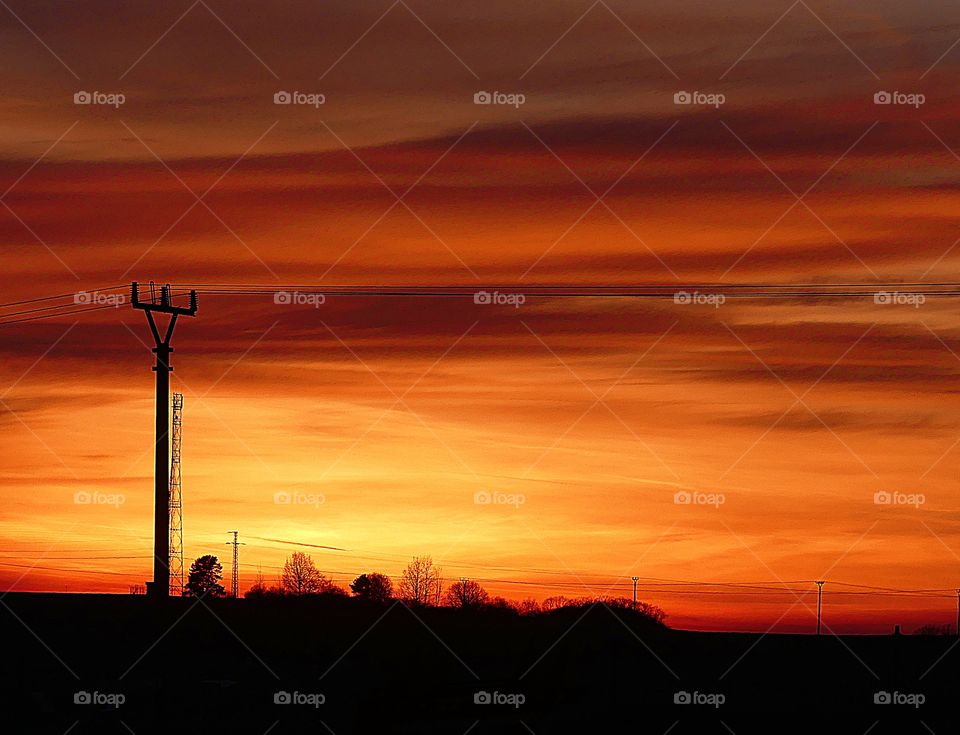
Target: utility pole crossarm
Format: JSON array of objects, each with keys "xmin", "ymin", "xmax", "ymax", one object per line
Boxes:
[{"xmin": 132, "ymin": 281, "xmax": 198, "ymax": 316}]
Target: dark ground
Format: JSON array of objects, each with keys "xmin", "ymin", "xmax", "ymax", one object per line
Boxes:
[{"xmin": 1, "ymin": 592, "xmax": 955, "ymax": 733}]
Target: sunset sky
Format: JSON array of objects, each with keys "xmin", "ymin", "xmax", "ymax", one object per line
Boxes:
[{"xmin": 4, "ymin": 0, "xmax": 960, "ymax": 633}]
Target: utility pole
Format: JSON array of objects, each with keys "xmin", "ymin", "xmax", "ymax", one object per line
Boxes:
[
  {"xmin": 632, "ymin": 576, "xmax": 639, "ymax": 608},
  {"xmin": 132, "ymin": 281, "xmax": 197, "ymax": 600},
  {"xmin": 815, "ymin": 580, "xmax": 825, "ymax": 635},
  {"xmin": 225, "ymin": 531, "xmax": 245, "ymax": 598}
]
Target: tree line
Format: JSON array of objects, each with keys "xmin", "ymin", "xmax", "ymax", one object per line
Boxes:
[{"xmin": 183, "ymin": 551, "xmax": 666, "ymax": 620}]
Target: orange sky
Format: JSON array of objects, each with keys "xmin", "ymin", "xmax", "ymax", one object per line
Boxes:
[{"xmin": 3, "ymin": 0, "xmax": 960, "ymax": 632}]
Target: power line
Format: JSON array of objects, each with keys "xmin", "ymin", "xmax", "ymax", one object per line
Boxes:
[
  {"xmin": 218, "ymin": 550, "xmax": 960, "ymax": 599},
  {"xmin": 11, "ymin": 536, "xmax": 956, "ymax": 599},
  {"xmin": 4, "ymin": 281, "xmax": 960, "ymax": 328},
  {"xmin": 0, "ymin": 555, "xmax": 150, "ymax": 561},
  {"xmin": 0, "ymin": 303, "xmax": 123, "ymax": 327},
  {"xmin": 0, "ymin": 300, "xmax": 121, "ymax": 320},
  {"xmin": 236, "ymin": 538, "xmax": 960, "ymax": 596},
  {"xmin": 0, "ymin": 548, "xmax": 148, "ymax": 553},
  {"xmin": 4, "ymin": 281, "xmax": 960, "ymax": 314},
  {"xmin": 176, "ymin": 281, "xmax": 960, "ymax": 291},
  {"xmin": 0, "ymin": 285, "xmax": 125, "ymax": 309},
  {"xmin": 184, "ymin": 287, "xmax": 960, "ymax": 299},
  {"xmin": 5, "ymin": 554, "xmax": 958, "ymax": 600},
  {"xmin": 0, "ymin": 561, "xmax": 137, "ymax": 576}
]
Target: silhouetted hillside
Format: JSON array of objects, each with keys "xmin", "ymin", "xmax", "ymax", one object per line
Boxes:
[{"xmin": 1, "ymin": 593, "xmax": 955, "ymax": 732}]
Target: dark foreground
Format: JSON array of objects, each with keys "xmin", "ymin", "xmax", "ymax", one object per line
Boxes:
[{"xmin": 1, "ymin": 593, "xmax": 955, "ymax": 733}]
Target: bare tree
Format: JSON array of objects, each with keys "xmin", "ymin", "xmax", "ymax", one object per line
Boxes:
[
  {"xmin": 541, "ymin": 595, "xmax": 569, "ymax": 611},
  {"xmin": 245, "ymin": 565, "xmax": 268, "ymax": 598},
  {"xmin": 281, "ymin": 551, "xmax": 324, "ymax": 595},
  {"xmin": 914, "ymin": 623, "xmax": 952, "ymax": 636},
  {"xmin": 517, "ymin": 598, "xmax": 541, "ymax": 615},
  {"xmin": 443, "ymin": 579, "xmax": 489, "ymax": 609},
  {"xmin": 397, "ymin": 555, "xmax": 442, "ymax": 605}
]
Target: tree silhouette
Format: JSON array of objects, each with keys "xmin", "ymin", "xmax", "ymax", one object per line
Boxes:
[
  {"xmin": 517, "ymin": 598, "xmax": 541, "ymax": 614},
  {"xmin": 914, "ymin": 624, "xmax": 952, "ymax": 636},
  {"xmin": 397, "ymin": 555, "xmax": 442, "ymax": 605},
  {"xmin": 185, "ymin": 554, "xmax": 225, "ymax": 597},
  {"xmin": 281, "ymin": 551, "xmax": 325, "ymax": 595},
  {"xmin": 350, "ymin": 572, "xmax": 393, "ymax": 603},
  {"xmin": 541, "ymin": 595, "xmax": 568, "ymax": 611},
  {"xmin": 486, "ymin": 595, "xmax": 514, "ymax": 610},
  {"xmin": 245, "ymin": 566, "xmax": 268, "ymax": 598},
  {"xmin": 633, "ymin": 600, "xmax": 666, "ymax": 624},
  {"xmin": 443, "ymin": 579, "xmax": 489, "ymax": 609}
]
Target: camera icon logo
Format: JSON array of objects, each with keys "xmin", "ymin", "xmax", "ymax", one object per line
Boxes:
[
  {"xmin": 474, "ymin": 491, "xmax": 492, "ymax": 505},
  {"xmin": 874, "ymin": 691, "xmax": 891, "ymax": 704},
  {"xmin": 274, "ymin": 491, "xmax": 292, "ymax": 505},
  {"xmin": 274, "ymin": 91, "xmax": 292, "ymax": 105},
  {"xmin": 673, "ymin": 690, "xmax": 691, "ymax": 704},
  {"xmin": 474, "ymin": 91, "xmax": 492, "ymax": 105},
  {"xmin": 74, "ymin": 491, "xmax": 92, "ymax": 505},
  {"xmin": 873, "ymin": 491, "xmax": 891, "ymax": 505},
  {"xmin": 874, "ymin": 91, "xmax": 892, "ymax": 105},
  {"xmin": 74, "ymin": 91, "xmax": 92, "ymax": 105},
  {"xmin": 74, "ymin": 291, "xmax": 92, "ymax": 305},
  {"xmin": 274, "ymin": 690, "xmax": 292, "ymax": 704},
  {"xmin": 673, "ymin": 291, "xmax": 692, "ymax": 304},
  {"xmin": 473, "ymin": 291, "xmax": 492, "ymax": 305},
  {"xmin": 474, "ymin": 690, "xmax": 492, "ymax": 704},
  {"xmin": 274, "ymin": 291, "xmax": 292, "ymax": 305},
  {"xmin": 674, "ymin": 91, "xmax": 692, "ymax": 105},
  {"xmin": 673, "ymin": 491, "xmax": 692, "ymax": 505},
  {"xmin": 74, "ymin": 691, "xmax": 91, "ymax": 704}
]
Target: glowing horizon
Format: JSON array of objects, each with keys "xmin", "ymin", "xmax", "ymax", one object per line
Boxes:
[{"xmin": 4, "ymin": 0, "xmax": 960, "ymax": 634}]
